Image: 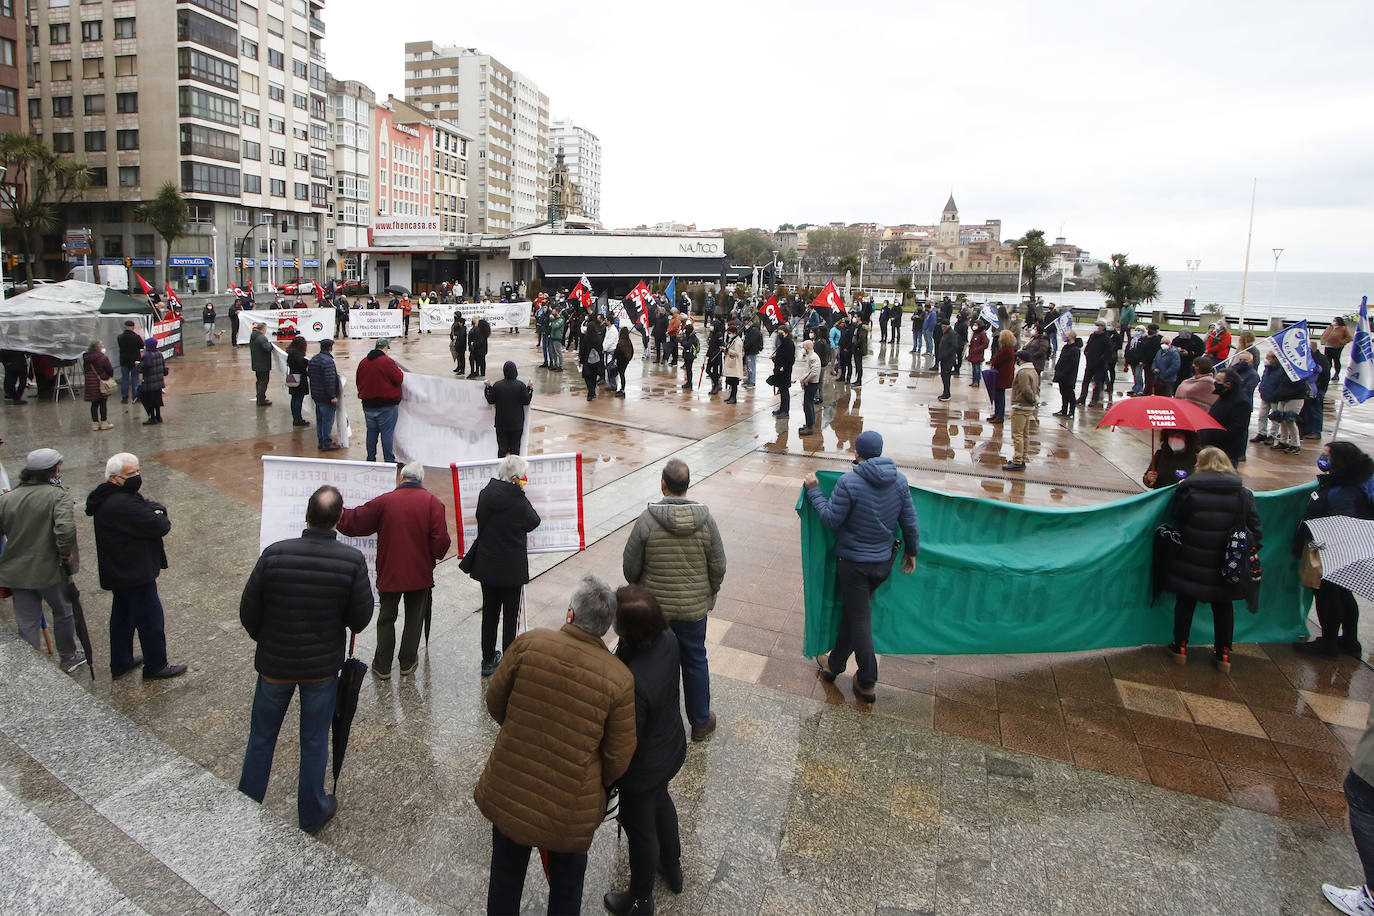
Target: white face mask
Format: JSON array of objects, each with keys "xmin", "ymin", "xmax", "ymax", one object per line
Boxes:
[{"xmin": 1168, "ymin": 439, "xmax": 1186, "ymax": 452}]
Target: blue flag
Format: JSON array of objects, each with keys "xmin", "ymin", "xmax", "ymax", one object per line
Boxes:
[
  {"xmin": 1270, "ymin": 319, "xmax": 1317, "ymax": 382},
  {"xmin": 1343, "ymin": 297, "xmax": 1374, "ymax": 406},
  {"xmin": 1054, "ymin": 309, "xmax": 1073, "ymax": 343},
  {"xmin": 979, "ymin": 301, "xmax": 999, "ymax": 328},
  {"xmin": 664, "ymin": 278, "xmax": 676, "ymax": 308}
]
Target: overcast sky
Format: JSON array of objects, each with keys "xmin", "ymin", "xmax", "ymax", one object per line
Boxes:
[{"xmin": 327, "ymin": 0, "xmax": 1373, "ymax": 273}]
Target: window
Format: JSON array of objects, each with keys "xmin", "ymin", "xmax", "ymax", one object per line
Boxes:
[
  {"xmin": 311, "ymin": 183, "xmax": 327, "ymax": 207},
  {"xmin": 134, "ymin": 235, "xmax": 154, "ymax": 257},
  {"xmin": 292, "ymin": 92, "xmax": 307, "ymax": 110},
  {"xmin": 303, "ymin": 215, "xmax": 316, "ymax": 230},
  {"xmin": 291, "ymin": 27, "xmax": 306, "ymax": 48},
  {"xmin": 267, "ymin": 15, "xmax": 283, "ymax": 36},
  {"xmin": 0, "ymin": 87, "xmax": 15, "ymax": 117},
  {"xmin": 292, "ymin": 60, "xmax": 307, "ymax": 79},
  {"xmin": 243, "ymin": 173, "xmax": 261, "ymax": 193},
  {"xmin": 0, "ymin": 0, "xmax": 11, "ymax": 16},
  {"xmin": 118, "ymin": 166, "xmax": 140, "ymax": 187},
  {"xmin": 294, "ymin": 182, "xmax": 308, "ymax": 200},
  {"xmin": 84, "ymin": 130, "xmax": 105, "ymax": 151},
  {"xmin": 176, "ymin": 11, "xmax": 236, "ymax": 57},
  {"xmin": 179, "ymin": 124, "xmax": 237, "ymax": 161},
  {"xmin": 241, "ymin": 106, "xmax": 260, "ymax": 127},
  {"xmin": 241, "ymin": 37, "xmax": 258, "ymax": 59},
  {"xmin": 49, "ymin": 24, "xmax": 69, "ymax": 45},
  {"xmin": 113, "ymin": 17, "xmax": 135, "ymax": 39},
  {"xmin": 268, "ymin": 116, "xmax": 284, "ymax": 134},
  {"xmin": 269, "ymin": 147, "xmax": 284, "ymax": 165},
  {"xmin": 270, "ymin": 178, "xmax": 285, "ymax": 197},
  {"xmin": 181, "ymin": 161, "xmax": 240, "ymax": 196},
  {"xmin": 27, "ymin": 98, "xmax": 39, "ymax": 122},
  {"xmin": 239, "ymin": 3, "xmax": 256, "ymax": 25},
  {"xmin": 258, "ymin": 212, "xmax": 273, "ymax": 225},
  {"xmin": 51, "ymin": 132, "xmax": 74, "ymax": 153},
  {"xmin": 242, "ymin": 139, "xmax": 260, "ymax": 160},
  {"xmin": 268, "ymin": 48, "xmax": 284, "ymax": 69},
  {"xmin": 116, "ymin": 129, "xmax": 138, "ymax": 150},
  {"xmin": 295, "ymin": 125, "xmax": 309, "ymax": 141},
  {"xmin": 82, "ymin": 58, "xmax": 102, "ymax": 79},
  {"xmin": 87, "ymin": 167, "xmax": 107, "ymax": 187},
  {"xmin": 177, "ymin": 49, "xmax": 238, "ymax": 91},
  {"xmin": 51, "ymin": 60, "xmax": 72, "ymax": 82},
  {"xmin": 81, "ymin": 20, "xmax": 101, "ymax": 41},
  {"xmin": 293, "ymin": 152, "xmax": 306, "ymax": 169},
  {"xmin": 115, "ymin": 55, "xmax": 136, "ymax": 76},
  {"xmin": 268, "ymin": 82, "xmax": 284, "ymax": 101},
  {"xmin": 309, "ymin": 153, "xmax": 326, "ymax": 178},
  {"xmin": 187, "ymin": 0, "xmax": 238, "ymax": 20},
  {"xmin": 241, "ymin": 72, "xmax": 258, "ymax": 94},
  {"xmin": 177, "ymin": 86, "xmax": 239, "ymax": 126},
  {"xmin": 52, "ymin": 96, "xmax": 73, "ymax": 117},
  {"xmin": 115, "ymin": 92, "xmax": 137, "ymax": 113},
  {"xmin": 233, "ymin": 208, "xmax": 249, "ymax": 225}
]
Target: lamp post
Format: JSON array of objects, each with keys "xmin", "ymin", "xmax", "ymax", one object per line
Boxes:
[
  {"xmin": 1185, "ymin": 257, "xmax": 1201, "ymax": 314},
  {"xmin": 1016, "ymin": 245, "xmax": 1028, "ymax": 304},
  {"xmin": 0, "ymin": 165, "xmax": 7, "ymax": 302},
  {"xmin": 210, "ymin": 225, "xmax": 219, "ymax": 295},
  {"xmin": 925, "ymin": 249, "xmax": 934, "ymax": 302},
  {"xmin": 238, "ymin": 221, "xmax": 268, "ymax": 293},
  {"xmin": 1270, "ymin": 248, "xmax": 1284, "ymax": 319}
]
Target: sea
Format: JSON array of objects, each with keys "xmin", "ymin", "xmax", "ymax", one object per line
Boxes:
[{"xmin": 922, "ymin": 271, "xmax": 1374, "ymax": 324}]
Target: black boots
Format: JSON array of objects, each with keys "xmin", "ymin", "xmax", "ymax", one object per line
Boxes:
[{"xmin": 603, "ymin": 891, "xmax": 653, "ymax": 914}]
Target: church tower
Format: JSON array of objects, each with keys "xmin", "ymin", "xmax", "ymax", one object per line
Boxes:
[{"xmin": 937, "ymin": 193, "xmax": 959, "ymax": 247}]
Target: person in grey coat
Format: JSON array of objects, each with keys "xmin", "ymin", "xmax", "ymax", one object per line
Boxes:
[{"xmin": 804, "ymin": 431, "xmax": 918, "ymax": 703}]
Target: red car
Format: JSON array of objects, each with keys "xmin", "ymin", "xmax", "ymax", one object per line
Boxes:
[{"xmin": 277, "ymin": 277, "xmax": 316, "ymax": 295}]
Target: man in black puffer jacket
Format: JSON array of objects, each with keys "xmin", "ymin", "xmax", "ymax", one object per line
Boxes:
[
  {"xmin": 484, "ymin": 360, "xmax": 533, "ymax": 457},
  {"xmin": 237, "ymin": 485, "xmax": 374, "ymax": 834}
]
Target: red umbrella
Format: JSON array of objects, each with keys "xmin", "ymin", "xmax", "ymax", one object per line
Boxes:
[{"xmin": 1096, "ymin": 395, "xmax": 1222, "ymax": 454}]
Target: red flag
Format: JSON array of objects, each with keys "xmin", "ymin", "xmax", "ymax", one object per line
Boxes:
[
  {"xmin": 315, "ymin": 282, "xmax": 324, "ymax": 302},
  {"xmin": 228, "ymin": 283, "xmax": 245, "ymax": 298},
  {"xmin": 569, "ymin": 274, "xmax": 594, "ymax": 311},
  {"xmin": 626, "ymin": 281, "xmax": 653, "ymax": 328},
  {"xmin": 246, "ymin": 276, "xmax": 253, "ymax": 293},
  {"xmin": 164, "ymin": 282, "xmax": 182, "ymax": 311},
  {"xmin": 135, "ymin": 273, "xmax": 152, "ymax": 296},
  {"xmin": 758, "ymin": 294, "xmax": 782, "ymax": 325},
  {"xmin": 811, "ymin": 279, "xmax": 846, "ymax": 314}
]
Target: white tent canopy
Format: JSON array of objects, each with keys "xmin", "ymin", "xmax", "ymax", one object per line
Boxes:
[{"xmin": 0, "ymin": 280, "xmax": 150, "ymax": 359}]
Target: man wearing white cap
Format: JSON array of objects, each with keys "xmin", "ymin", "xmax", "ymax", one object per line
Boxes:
[{"xmin": 0, "ymin": 448, "xmax": 86, "ymax": 672}]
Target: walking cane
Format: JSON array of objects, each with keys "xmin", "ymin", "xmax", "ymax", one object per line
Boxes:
[{"xmin": 40, "ymin": 613, "xmax": 54, "ymax": 655}]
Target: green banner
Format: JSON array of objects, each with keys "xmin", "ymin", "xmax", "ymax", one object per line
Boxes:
[{"xmin": 798, "ymin": 473, "xmax": 1315, "ymax": 657}]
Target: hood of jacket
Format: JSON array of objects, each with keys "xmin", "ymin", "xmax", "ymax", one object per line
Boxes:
[
  {"xmin": 503, "ymin": 360, "xmax": 518, "ymax": 380},
  {"xmin": 647, "ymin": 497, "xmax": 713, "ymax": 535},
  {"xmin": 84, "ymin": 480, "xmax": 125, "ymax": 516},
  {"xmin": 853, "ymin": 456, "xmax": 900, "ymax": 488},
  {"xmin": 366, "ymin": 348, "xmax": 387, "ymax": 360}
]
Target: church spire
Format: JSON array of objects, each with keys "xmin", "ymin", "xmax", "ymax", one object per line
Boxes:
[{"xmin": 943, "ymin": 193, "xmax": 957, "ymax": 214}]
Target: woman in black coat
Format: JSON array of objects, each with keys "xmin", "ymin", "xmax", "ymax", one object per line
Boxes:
[
  {"xmin": 1163, "ymin": 446, "xmax": 1261, "ymax": 673},
  {"xmin": 466, "ymin": 454, "xmax": 540, "ymax": 675},
  {"xmin": 604, "ymin": 586, "xmax": 687, "ymax": 916},
  {"xmin": 467, "ymin": 319, "xmax": 490, "ymax": 379},
  {"xmin": 1052, "ymin": 332, "xmax": 1082, "ymax": 417},
  {"xmin": 1294, "ymin": 441, "xmax": 1374, "ymax": 657},
  {"xmin": 286, "ymin": 335, "xmax": 310, "ymax": 427},
  {"xmin": 579, "ymin": 316, "xmax": 605, "ymax": 401}
]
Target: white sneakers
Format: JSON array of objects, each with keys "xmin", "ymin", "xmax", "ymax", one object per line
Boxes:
[{"xmin": 1324, "ymin": 884, "xmax": 1374, "ymax": 916}]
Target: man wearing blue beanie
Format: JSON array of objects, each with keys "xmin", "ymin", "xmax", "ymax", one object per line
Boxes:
[{"xmin": 803, "ymin": 430, "xmax": 919, "ymax": 703}]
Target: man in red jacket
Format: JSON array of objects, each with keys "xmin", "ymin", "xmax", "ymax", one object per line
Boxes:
[
  {"xmin": 356, "ymin": 337, "xmax": 404, "ymax": 463},
  {"xmin": 336, "ymin": 462, "xmax": 451, "ymax": 678}
]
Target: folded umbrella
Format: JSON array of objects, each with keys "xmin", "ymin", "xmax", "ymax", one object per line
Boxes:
[
  {"xmin": 60, "ymin": 562, "xmax": 95, "ymax": 680},
  {"xmin": 331, "ymin": 633, "xmax": 368, "ymax": 792},
  {"xmin": 1303, "ymin": 517, "xmax": 1374, "ymax": 601},
  {"xmin": 981, "ymin": 369, "xmax": 998, "ymax": 407}
]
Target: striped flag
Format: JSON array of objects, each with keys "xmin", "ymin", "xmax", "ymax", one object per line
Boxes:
[
  {"xmin": 1270, "ymin": 319, "xmax": 1317, "ymax": 382},
  {"xmin": 979, "ymin": 301, "xmax": 1000, "ymax": 329},
  {"xmin": 1343, "ymin": 296, "xmax": 1374, "ymax": 406}
]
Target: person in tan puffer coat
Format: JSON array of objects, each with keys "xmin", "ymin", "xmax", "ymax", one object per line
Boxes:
[{"xmin": 475, "ymin": 573, "xmax": 636, "ymax": 915}]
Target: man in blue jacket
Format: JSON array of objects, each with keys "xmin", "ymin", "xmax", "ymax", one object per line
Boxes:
[
  {"xmin": 306, "ymin": 339, "xmax": 341, "ymax": 451},
  {"xmin": 803, "ymin": 430, "xmax": 918, "ymax": 703}
]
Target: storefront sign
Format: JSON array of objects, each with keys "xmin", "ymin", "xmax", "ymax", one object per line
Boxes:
[{"xmin": 169, "ymin": 257, "xmax": 213, "ymax": 267}]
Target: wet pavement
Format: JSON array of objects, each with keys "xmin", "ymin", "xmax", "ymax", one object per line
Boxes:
[{"xmin": 1, "ymin": 318, "xmax": 1372, "ymax": 914}]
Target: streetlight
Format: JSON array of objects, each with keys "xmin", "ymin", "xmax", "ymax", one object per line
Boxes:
[
  {"xmin": 210, "ymin": 225, "xmax": 218, "ymax": 295},
  {"xmin": 925, "ymin": 248, "xmax": 934, "ymax": 302},
  {"xmin": 1270, "ymin": 248, "xmax": 1284, "ymax": 319},
  {"xmin": 0, "ymin": 165, "xmax": 7, "ymax": 302},
  {"xmin": 1016, "ymin": 245, "xmax": 1029, "ymax": 304}
]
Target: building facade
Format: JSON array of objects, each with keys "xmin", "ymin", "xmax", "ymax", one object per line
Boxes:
[
  {"xmin": 548, "ymin": 117, "xmax": 600, "ymax": 224},
  {"xmin": 24, "ymin": 0, "xmax": 329, "ymax": 293},
  {"xmin": 402, "ymin": 41, "xmax": 547, "ymax": 235},
  {"xmin": 386, "ymin": 95, "xmax": 470, "ymax": 245},
  {"xmin": 325, "ymin": 74, "xmax": 372, "ymax": 283},
  {"xmin": 0, "ymin": 0, "xmax": 25, "ymax": 134}
]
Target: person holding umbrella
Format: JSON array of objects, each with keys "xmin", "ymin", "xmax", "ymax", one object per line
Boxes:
[{"xmin": 238, "ymin": 485, "xmax": 374, "ymax": 834}]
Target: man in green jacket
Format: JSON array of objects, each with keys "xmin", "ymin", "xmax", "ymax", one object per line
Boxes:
[
  {"xmin": 0, "ymin": 448, "xmax": 86, "ymax": 672},
  {"xmin": 249, "ymin": 320, "xmax": 273, "ymax": 406},
  {"xmin": 622, "ymin": 458, "xmax": 726, "ymax": 741}
]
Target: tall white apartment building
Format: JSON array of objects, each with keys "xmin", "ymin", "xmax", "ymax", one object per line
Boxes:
[
  {"xmin": 325, "ymin": 74, "xmax": 371, "ymax": 281},
  {"xmin": 548, "ymin": 118, "xmax": 600, "ymax": 224},
  {"xmin": 24, "ymin": 0, "xmax": 331, "ymax": 292},
  {"xmin": 402, "ymin": 41, "xmax": 547, "ymax": 235}
]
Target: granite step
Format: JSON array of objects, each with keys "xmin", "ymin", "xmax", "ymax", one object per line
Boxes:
[{"xmin": 0, "ymin": 632, "xmax": 438, "ymax": 915}]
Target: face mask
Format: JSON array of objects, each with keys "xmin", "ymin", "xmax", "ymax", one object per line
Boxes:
[
  {"xmin": 122, "ymin": 474, "xmax": 142, "ymax": 493},
  {"xmin": 1168, "ymin": 439, "xmax": 1185, "ymax": 452},
  {"xmin": 1212, "ymin": 383, "xmax": 1228, "ymax": 395},
  {"xmin": 515, "ymin": 475, "xmax": 528, "ymax": 489},
  {"xmin": 1317, "ymin": 455, "xmax": 1331, "ymax": 472}
]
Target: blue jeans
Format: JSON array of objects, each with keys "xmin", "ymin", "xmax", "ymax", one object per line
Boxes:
[
  {"xmin": 313, "ymin": 400, "xmax": 336, "ymax": 448},
  {"xmin": 238, "ymin": 675, "xmax": 338, "ymax": 832},
  {"xmin": 1347, "ymin": 770, "xmax": 1374, "ymax": 892},
  {"xmin": 1130, "ymin": 364, "xmax": 1145, "ymax": 394},
  {"xmin": 923, "ymin": 330, "xmax": 934, "ymax": 354},
  {"xmin": 119, "ymin": 364, "xmax": 138, "ymax": 400},
  {"xmin": 290, "ymin": 392, "xmax": 306, "ymax": 424},
  {"xmin": 363, "ymin": 405, "xmax": 397, "ymax": 463},
  {"xmin": 110, "ymin": 582, "xmax": 168, "ymax": 675},
  {"xmin": 669, "ymin": 617, "xmax": 710, "ymax": 727},
  {"xmin": 542, "ymin": 335, "xmax": 561, "ymax": 368},
  {"xmin": 745, "ymin": 353, "xmax": 757, "ymax": 386}
]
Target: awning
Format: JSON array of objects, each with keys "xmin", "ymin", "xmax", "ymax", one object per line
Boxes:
[
  {"xmin": 535, "ymin": 255, "xmax": 729, "ymax": 280},
  {"xmin": 343, "ymin": 247, "xmax": 447, "ymax": 254}
]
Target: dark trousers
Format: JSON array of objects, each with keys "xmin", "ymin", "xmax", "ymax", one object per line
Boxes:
[
  {"xmin": 854, "ymin": 355, "xmax": 864, "ymax": 384},
  {"xmin": 238, "ymin": 675, "xmax": 337, "ymax": 831},
  {"xmin": 619, "ymin": 782, "xmax": 681, "ymax": 899},
  {"xmin": 255, "ymin": 371, "xmax": 271, "ymax": 403},
  {"xmin": 802, "ymin": 381, "xmax": 818, "ymax": 428},
  {"xmin": 374, "ymin": 589, "xmax": 430, "ymax": 674},
  {"xmin": 496, "ymin": 427, "xmax": 522, "ymax": 458},
  {"xmin": 1345, "ymin": 770, "xmax": 1374, "ymax": 892},
  {"xmin": 487, "ymin": 824, "xmax": 587, "ymax": 916},
  {"xmin": 1314, "ymin": 581, "xmax": 1360, "ymax": 644},
  {"xmin": 681, "ymin": 357, "xmax": 693, "ymax": 387},
  {"xmin": 992, "ymin": 387, "xmax": 1006, "ymax": 419},
  {"xmin": 829, "ymin": 558, "xmax": 891, "ymax": 686},
  {"xmin": 583, "ymin": 366, "xmax": 599, "ymax": 399},
  {"xmin": 1058, "ymin": 380, "xmax": 1076, "ymax": 416},
  {"xmin": 290, "ymin": 392, "xmax": 306, "ymax": 423},
  {"xmin": 89, "ymin": 398, "xmax": 108, "ymax": 421},
  {"xmin": 1328, "ymin": 345, "xmax": 1346, "ymax": 380},
  {"xmin": 670, "ymin": 617, "xmax": 710, "ymax": 727},
  {"xmin": 939, "ymin": 360, "xmax": 954, "ymax": 397},
  {"xmin": 1173, "ymin": 595, "xmax": 1233, "ymax": 652},
  {"xmin": 1079, "ymin": 365, "xmax": 1105, "ymax": 402},
  {"xmin": 480, "ymin": 584, "xmax": 521, "ymax": 664},
  {"xmin": 110, "ymin": 582, "xmax": 168, "ymax": 675},
  {"xmin": 778, "ymin": 385, "xmax": 790, "ymax": 415},
  {"xmin": 653, "ymin": 336, "xmax": 665, "ymax": 361}
]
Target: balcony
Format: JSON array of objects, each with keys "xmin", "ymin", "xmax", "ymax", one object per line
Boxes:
[{"xmin": 309, "ymin": 15, "xmax": 325, "ymax": 34}]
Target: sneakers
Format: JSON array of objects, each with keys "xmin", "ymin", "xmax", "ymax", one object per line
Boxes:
[
  {"xmin": 1285, "ymin": 445, "xmax": 1302, "ymax": 455},
  {"xmin": 1166, "ymin": 642, "xmax": 1187, "ymax": 665},
  {"xmin": 144, "ymin": 663, "xmax": 187, "ymax": 679},
  {"xmin": 1002, "ymin": 461, "xmax": 1026, "ymax": 471},
  {"xmin": 690, "ymin": 711, "xmax": 717, "ymax": 742},
  {"xmin": 1213, "ymin": 648, "xmax": 1231, "ymax": 674},
  {"xmin": 814, "ymin": 653, "xmax": 836, "ymax": 683},
  {"xmin": 1323, "ymin": 884, "xmax": 1374, "ymax": 916},
  {"xmin": 1250, "ymin": 434, "xmax": 1272, "ymax": 443},
  {"xmin": 62, "ymin": 652, "xmax": 88, "ymax": 674},
  {"xmin": 481, "ymin": 651, "xmax": 502, "ymax": 677},
  {"xmin": 937, "ymin": 394, "xmax": 951, "ymax": 401}
]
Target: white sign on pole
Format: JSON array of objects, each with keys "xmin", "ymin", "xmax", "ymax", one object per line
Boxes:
[
  {"xmin": 450, "ymin": 453, "xmax": 585, "ymax": 555},
  {"xmin": 394, "ymin": 373, "xmax": 531, "ymax": 467},
  {"xmin": 235, "ymin": 308, "xmax": 336, "ymax": 343},
  {"xmin": 347, "ymin": 309, "xmax": 404, "ymax": 339},
  {"xmin": 258, "ymin": 456, "xmax": 398, "ymax": 593}
]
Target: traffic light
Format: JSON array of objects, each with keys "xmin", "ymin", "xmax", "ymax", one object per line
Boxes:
[
  {"xmin": 293, "ymin": 257, "xmax": 300, "ymax": 270},
  {"xmin": 124, "ymin": 257, "xmax": 131, "ymax": 268},
  {"xmin": 7, "ymin": 254, "xmax": 17, "ymax": 269}
]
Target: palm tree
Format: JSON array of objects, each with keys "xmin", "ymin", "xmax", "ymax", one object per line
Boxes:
[
  {"xmin": 0, "ymin": 132, "xmax": 91, "ymax": 285},
  {"xmin": 1008, "ymin": 228, "xmax": 1055, "ymax": 306},
  {"xmin": 1098, "ymin": 253, "xmax": 1161, "ymax": 311},
  {"xmin": 133, "ymin": 183, "xmax": 189, "ymax": 289}
]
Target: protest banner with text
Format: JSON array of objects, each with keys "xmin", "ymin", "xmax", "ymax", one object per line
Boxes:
[
  {"xmin": 347, "ymin": 309, "xmax": 404, "ymax": 340},
  {"xmin": 450, "ymin": 453, "xmax": 585, "ymax": 555},
  {"xmin": 393, "ymin": 373, "xmax": 530, "ymax": 467},
  {"xmin": 234, "ymin": 308, "xmax": 336, "ymax": 344}
]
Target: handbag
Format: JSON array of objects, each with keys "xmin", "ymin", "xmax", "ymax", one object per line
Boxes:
[
  {"xmin": 98, "ymin": 374, "xmax": 118, "ymax": 396},
  {"xmin": 285, "ymin": 373, "xmax": 301, "ymax": 386},
  {"xmin": 458, "ymin": 536, "xmax": 479, "ymax": 576},
  {"xmin": 1221, "ymin": 492, "xmax": 1253, "ymax": 585},
  {"xmin": 1300, "ymin": 541, "xmax": 1323, "ymax": 589}
]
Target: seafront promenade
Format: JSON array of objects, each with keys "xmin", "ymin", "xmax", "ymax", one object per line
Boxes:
[{"xmin": 1, "ymin": 324, "xmax": 1371, "ymax": 914}]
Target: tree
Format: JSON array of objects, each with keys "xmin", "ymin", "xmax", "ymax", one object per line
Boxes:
[
  {"xmin": 895, "ymin": 274, "xmax": 913, "ymax": 305},
  {"xmin": 134, "ymin": 182, "xmax": 189, "ymax": 288},
  {"xmin": 781, "ymin": 247, "xmax": 798, "ymax": 268},
  {"xmin": 0, "ymin": 132, "xmax": 91, "ymax": 285},
  {"xmin": 836, "ymin": 254, "xmax": 860, "ymax": 276},
  {"xmin": 805, "ymin": 228, "xmax": 864, "ymax": 266},
  {"xmin": 1006, "ymin": 228, "xmax": 1054, "ymax": 306},
  {"xmin": 1096, "ymin": 253, "xmax": 1161, "ymax": 310},
  {"xmin": 776, "ymin": 222, "xmax": 795, "ymax": 232},
  {"xmin": 723, "ymin": 228, "xmax": 774, "ymax": 265},
  {"xmin": 881, "ymin": 242, "xmax": 907, "ymax": 262}
]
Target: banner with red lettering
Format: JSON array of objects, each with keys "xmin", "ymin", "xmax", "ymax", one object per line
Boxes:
[{"xmin": 451, "ymin": 453, "xmax": 585, "ymax": 556}]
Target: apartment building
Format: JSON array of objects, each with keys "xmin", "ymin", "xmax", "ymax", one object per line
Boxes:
[
  {"xmin": 325, "ymin": 74, "xmax": 371, "ymax": 281},
  {"xmin": 548, "ymin": 117, "xmax": 600, "ymax": 224},
  {"xmin": 0, "ymin": 0, "xmax": 24, "ymax": 133},
  {"xmin": 402, "ymin": 41, "xmax": 547, "ymax": 235},
  {"xmin": 386, "ymin": 94, "xmax": 470, "ymax": 246},
  {"xmin": 24, "ymin": 0, "xmax": 329, "ymax": 292}
]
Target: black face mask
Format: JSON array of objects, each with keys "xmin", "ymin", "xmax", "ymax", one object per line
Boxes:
[
  {"xmin": 1212, "ymin": 383, "xmax": 1228, "ymax": 395},
  {"xmin": 122, "ymin": 474, "xmax": 142, "ymax": 493}
]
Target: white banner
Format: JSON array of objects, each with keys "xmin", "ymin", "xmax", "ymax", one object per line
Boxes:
[
  {"xmin": 417, "ymin": 304, "xmax": 452, "ymax": 333},
  {"xmin": 451, "ymin": 453, "xmax": 585, "ymax": 555},
  {"xmin": 235, "ymin": 308, "xmax": 336, "ymax": 344},
  {"xmin": 258, "ymin": 456, "xmax": 398, "ymax": 594},
  {"xmin": 347, "ymin": 309, "xmax": 404, "ymax": 340},
  {"xmin": 445, "ymin": 301, "xmax": 531, "ymax": 331},
  {"xmin": 394, "ymin": 373, "xmax": 530, "ymax": 467}
]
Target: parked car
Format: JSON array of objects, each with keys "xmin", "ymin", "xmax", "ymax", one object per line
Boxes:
[
  {"xmin": 277, "ymin": 277, "xmax": 316, "ymax": 295},
  {"xmin": 339, "ymin": 277, "xmax": 368, "ymax": 295}
]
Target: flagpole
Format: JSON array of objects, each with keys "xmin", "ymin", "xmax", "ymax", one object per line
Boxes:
[
  {"xmin": 1237, "ymin": 178, "xmax": 1257, "ymax": 333},
  {"xmin": 1332, "ymin": 398, "xmax": 1346, "ymax": 439}
]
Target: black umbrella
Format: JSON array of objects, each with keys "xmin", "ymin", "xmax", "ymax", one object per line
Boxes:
[
  {"xmin": 383, "ymin": 284, "xmax": 411, "ymax": 297},
  {"xmin": 61, "ymin": 562, "xmax": 94, "ymax": 680},
  {"xmin": 331, "ymin": 633, "xmax": 368, "ymax": 792}
]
